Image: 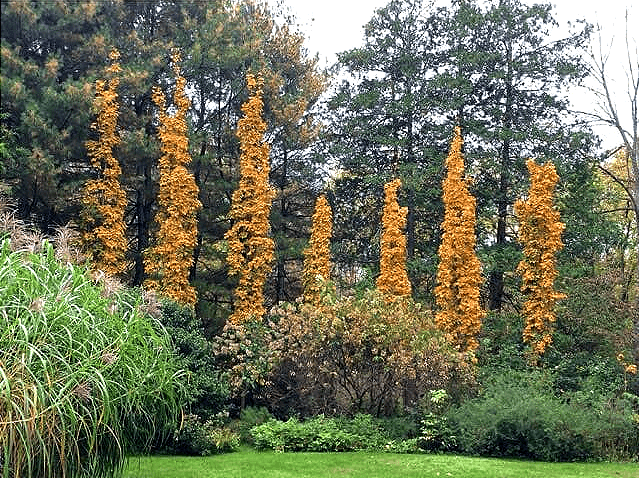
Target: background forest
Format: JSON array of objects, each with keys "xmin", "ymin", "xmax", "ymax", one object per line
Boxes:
[{"xmin": 1, "ymin": 0, "xmax": 638, "ymax": 476}]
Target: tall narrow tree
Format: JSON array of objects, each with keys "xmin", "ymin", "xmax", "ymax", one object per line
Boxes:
[
  {"xmin": 144, "ymin": 51, "xmax": 201, "ymax": 306},
  {"xmin": 225, "ymin": 74, "xmax": 275, "ymax": 323},
  {"xmin": 303, "ymin": 195, "xmax": 333, "ymax": 305},
  {"xmin": 435, "ymin": 127, "xmax": 484, "ymax": 354},
  {"xmin": 377, "ymin": 178, "xmax": 412, "ymax": 298},
  {"xmin": 515, "ymin": 159, "xmax": 565, "ymax": 357},
  {"xmin": 81, "ymin": 49, "xmax": 128, "ymax": 277}
]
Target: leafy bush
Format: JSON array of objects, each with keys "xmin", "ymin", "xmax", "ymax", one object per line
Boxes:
[
  {"xmin": 419, "ymin": 389, "xmax": 457, "ymax": 452},
  {"xmin": 211, "ymin": 320, "xmax": 278, "ymax": 408},
  {"xmin": 171, "ymin": 414, "xmax": 239, "ymax": 456},
  {"xmin": 264, "ymin": 289, "xmax": 475, "ymax": 418},
  {"xmin": 250, "ymin": 414, "xmax": 419, "ymax": 453},
  {"xmin": 158, "ymin": 299, "xmax": 229, "ymax": 421},
  {"xmin": 446, "ymin": 373, "xmax": 639, "ymax": 461},
  {"xmin": 230, "ymin": 406, "xmax": 274, "ymax": 444},
  {"xmin": 0, "ymin": 240, "xmax": 184, "ymax": 478}
]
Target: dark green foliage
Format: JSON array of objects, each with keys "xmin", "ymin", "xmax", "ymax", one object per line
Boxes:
[
  {"xmin": 171, "ymin": 414, "xmax": 239, "ymax": 456},
  {"xmin": 158, "ymin": 300, "xmax": 230, "ymax": 421},
  {"xmin": 230, "ymin": 406, "xmax": 274, "ymax": 444},
  {"xmin": 446, "ymin": 373, "xmax": 639, "ymax": 461}
]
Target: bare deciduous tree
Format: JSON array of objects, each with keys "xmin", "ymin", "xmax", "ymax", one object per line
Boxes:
[{"xmin": 582, "ymin": 12, "xmax": 638, "ymax": 304}]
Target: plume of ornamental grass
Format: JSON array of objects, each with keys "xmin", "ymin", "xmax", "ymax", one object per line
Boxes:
[{"xmin": 0, "ymin": 239, "xmax": 184, "ymax": 478}]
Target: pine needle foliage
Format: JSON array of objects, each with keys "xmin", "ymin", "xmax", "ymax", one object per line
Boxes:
[
  {"xmin": 81, "ymin": 49, "xmax": 128, "ymax": 277},
  {"xmin": 225, "ymin": 74, "xmax": 275, "ymax": 323},
  {"xmin": 144, "ymin": 51, "xmax": 201, "ymax": 307},
  {"xmin": 515, "ymin": 159, "xmax": 565, "ymax": 357},
  {"xmin": 303, "ymin": 195, "xmax": 333, "ymax": 305},
  {"xmin": 376, "ymin": 178, "xmax": 412, "ymax": 298},
  {"xmin": 435, "ymin": 127, "xmax": 484, "ymax": 354}
]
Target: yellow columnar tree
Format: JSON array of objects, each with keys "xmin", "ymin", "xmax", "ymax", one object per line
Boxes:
[
  {"xmin": 435, "ymin": 127, "xmax": 484, "ymax": 354},
  {"xmin": 376, "ymin": 178, "xmax": 412, "ymax": 298},
  {"xmin": 303, "ymin": 195, "xmax": 333, "ymax": 305},
  {"xmin": 515, "ymin": 159, "xmax": 565, "ymax": 357},
  {"xmin": 82, "ymin": 49, "xmax": 128, "ymax": 277},
  {"xmin": 144, "ymin": 52, "xmax": 201, "ymax": 306},
  {"xmin": 225, "ymin": 74, "xmax": 275, "ymax": 323}
]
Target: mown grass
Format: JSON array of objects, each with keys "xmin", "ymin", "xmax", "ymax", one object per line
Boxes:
[{"xmin": 123, "ymin": 449, "xmax": 639, "ymax": 478}]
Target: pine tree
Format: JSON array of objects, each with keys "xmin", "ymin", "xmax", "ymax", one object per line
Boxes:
[
  {"xmin": 225, "ymin": 74, "xmax": 275, "ymax": 323},
  {"xmin": 515, "ymin": 159, "xmax": 565, "ymax": 357},
  {"xmin": 82, "ymin": 49, "xmax": 128, "ymax": 277},
  {"xmin": 303, "ymin": 195, "xmax": 333, "ymax": 305},
  {"xmin": 435, "ymin": 127, "xmax": 484, "ymax": 354},
  {"xmin": 376, "ymin": 178, "xmax": 412, "ymax": 298},
  {"xmin": 144, "ymin": 51, "xmax": 201, "ymax": 307}
]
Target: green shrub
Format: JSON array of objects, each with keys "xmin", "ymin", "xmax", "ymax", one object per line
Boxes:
[
  {"xmin": 249, "ymin": 414, "xmax": 419, "ymax": 453},
  {"xmin": 158, "ymin": 299, "xmax": 230, "ymax": 421},
  {"xmin": 0, "ymin": 240, "xmax": 184, "ymax": 478},
  {"xmin": 172, "ymin": 414, "xmax": 240, "ymax": 456},
  {"xmin": 444, "ymin": 374, "xmax": 636, "ymax": 461},
  {"xmin": 231, "ymin": 406, "xmax": 274, "ymax": 444}
]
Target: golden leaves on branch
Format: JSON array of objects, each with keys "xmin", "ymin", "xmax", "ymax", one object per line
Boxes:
[
  {"xmin": 515, "ymin": 159, "xmax": 565, "ymax": 358},
  {"xmin": 435, "ymin": 127, "xmax": 484, "ymax": 355},
  {"xmin": 225, "ymin": 73, "xmax": 275, "ymax": 323},
  {"xmin": 144, "ymin": 51, "xmax": 201, "ymax": 307},
  {"xmin": 81, "ymin": 49, "xmax": 128, "ymax": 277},
  {"xmin": 303, "ymin": 195, "xmax": 333, "ymax": 305},
  {"xmin": 376, "ymin": 179, "xmax": 412, "ymax": 299}
]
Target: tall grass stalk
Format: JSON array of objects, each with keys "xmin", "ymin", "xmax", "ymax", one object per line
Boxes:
[{"xmin": 0, "ymin": 239, "xmax": 184, "ymax": 478}]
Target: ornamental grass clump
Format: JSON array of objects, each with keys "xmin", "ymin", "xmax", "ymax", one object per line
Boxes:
[
  {"xmin": 376, "ymin": 178, "xmax": 411, "ymax": 298},
  {"xmin": 0, "ymin": 239, "xmax": 183, "ymax": 478},
  {"xmin": 225, "ymin": 73, "xmax": 275, "ymax": 323},
  {"xmin": 435, "ymin": 127, "xmax": 484, "ymax": 355},
  {"xmin": 144, "ymin": 51, "xmax": 201, "ymax": 307},
  {"xmin": 515, "ymin": 159, "xmax": 565, "ymax": 358}
]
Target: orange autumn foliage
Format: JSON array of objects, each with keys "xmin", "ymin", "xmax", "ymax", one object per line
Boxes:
[
  {"xmin": 303, "ymin": 195, "xmax": 333, "ymax": 305},
  {"xmin": 225, "ymin": 74, "xmax": 275, "ymax": 323},
  {"xmin": 82, "ymin": 49, "xmax": 128, "ymax": 277},
  {"xmin": 144, "ymin": 51, "xmax": 201, "ymax": 307},
  {"xmin": 376, "ymin": 178, "xmax": 412, "ymax": 298},
  {"xmin": 435, "ymin": 127, "xmax": 484, "ymax": 354},
  {"xmin": 515, "ymin": 159, "xmax": 565, "ymax": 357}
]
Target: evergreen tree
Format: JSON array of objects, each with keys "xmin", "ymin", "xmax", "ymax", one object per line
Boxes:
[
  {"xmin": 324, "ymin": 0, "xmax": 444, "ymax": 294},
  {"xmin": 435, "ymin": 127, "xmax": 484, "ymax": 354},
  {"xmin": 434, "ymin": 0, "xmax": 590, "ymax": 310},
  {"xmin": 144, "ymin": 52, "xmax": 201, "ymax": 307},
  {"xmin": 225, "ymin": 74, "xmax": 275, "ymax": 323},
  {"xmin": 515, "ymin": 159, "xmax": 565, "ymax": 357},
  {"xmin": 377, "ymin": 179, "xmax": 412, "ymax": 298}
]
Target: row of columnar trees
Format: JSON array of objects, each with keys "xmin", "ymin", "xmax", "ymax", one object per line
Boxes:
[
  {"xmin": 223, "ymin": 80, "xmax": 565, "ymax": 358},
  {"xmin": 82, "ymin": 53, "xmax": 565, "ymax": 359}
]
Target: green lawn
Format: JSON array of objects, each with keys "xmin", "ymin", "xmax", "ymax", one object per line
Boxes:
[{"xmin": 123, "ymin": 449, "xmax": 639, "ymax": 478}]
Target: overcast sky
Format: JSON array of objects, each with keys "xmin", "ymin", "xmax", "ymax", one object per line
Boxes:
[{"xmin": 266, "ymin": 0, "xmax": 636, "ymax": 150}]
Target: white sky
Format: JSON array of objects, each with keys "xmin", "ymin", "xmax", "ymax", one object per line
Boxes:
[{"xmin": 267, "ymin": 0, "xmax": 637, "ymax": 151}]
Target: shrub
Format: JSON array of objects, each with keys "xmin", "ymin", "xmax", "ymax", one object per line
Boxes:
[
  {"xmin": 158, "ymin": 299, "xmax": 229, "ymax": 421},
  {"xmin": 0, "ymin": 239, "xmax": 183, "ymax": 478},
  {"xmin": 445, "ymin": 373, "xmax": 638, "ymax": 461},
  {"xmin": 231, "ymin": 406, "xmax": 274, "ymax": 444},
  {"xmin": 265, "ymin": 289, "xmax": 474, "ymax": 418},
  {"xmin": 249, "ymin": 414, "xmax": 417, "ymax": 453},
  {"xmin": 171, "ymin": 414, "xmax": 239, "ymax": 456}
]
